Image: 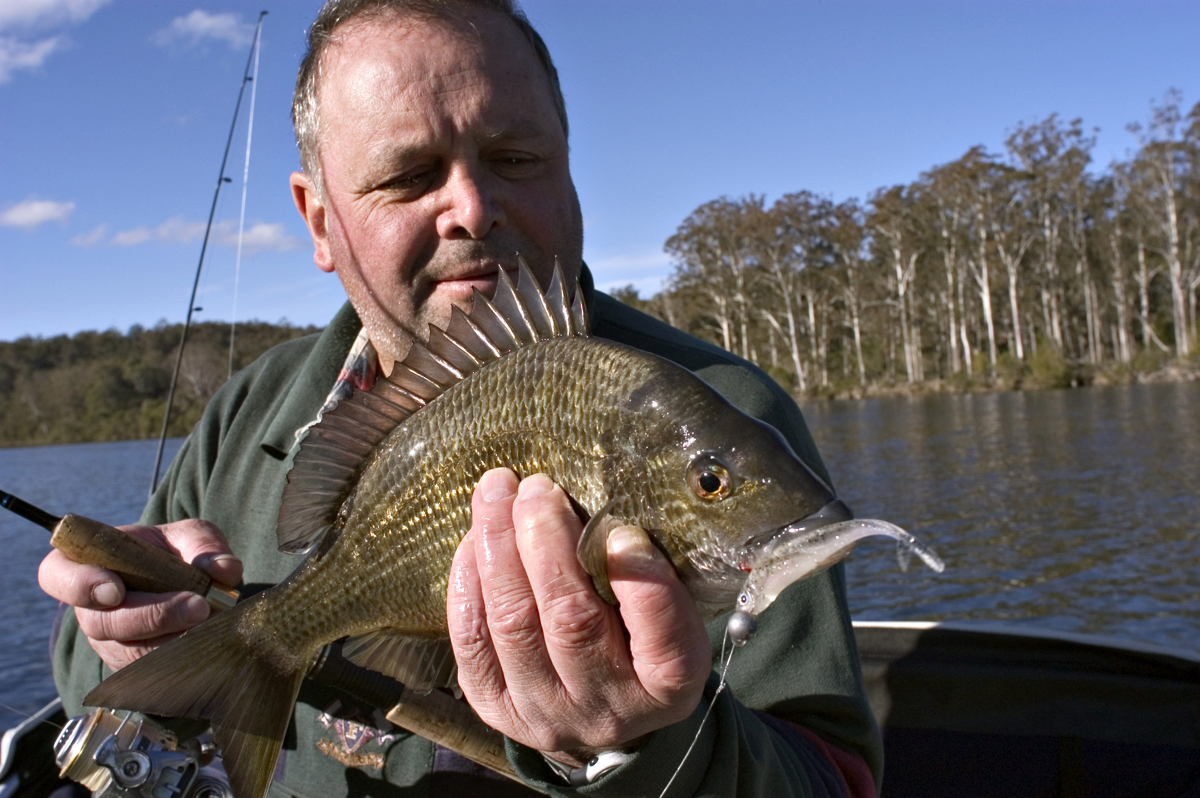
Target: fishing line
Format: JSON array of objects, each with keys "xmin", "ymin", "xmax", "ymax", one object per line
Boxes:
[
  {"xmin": 0, "ymin": 702, "xmax": 65, "ymax": 732},
  {"xmin": 657, "ymin": 629, "xmax": 736, "ymax": 798},
  {"xmin": 228, "ymin": 16, "xmax": 264, "ymax": 379}
]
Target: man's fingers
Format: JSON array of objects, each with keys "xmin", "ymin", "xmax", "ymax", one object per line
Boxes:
[
  {"xmin": 607, "ymin": 525, "xmax": 711, "ymax": 709},
  {"xmin": 38, "ymin": 548, "xmax": 125, "ymax": 609},
  {"xmin": 472, "ymin": 470, "xmax": 561, "ymax": 704},
  {"xmin": 447, "ymin": 528, "xmax": 509, "ymax": 714},
  {"xmin": 123, "ymin": 520, "xmax": 244, "ymax": 586},
  {"xmin": 89, "ymin": 634, "xmax": 183, "ymax": 672},
  {"xmin": 76, "ymin": 590, "xmax": 210, "ymax": 643},
  {"xmin": 512, "ymin": 475, "xmax": 619, "ymax": 681}
]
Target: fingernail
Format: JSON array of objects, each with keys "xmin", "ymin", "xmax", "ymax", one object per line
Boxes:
[
  {"xmin": 516, "ymin": 474, "xmax": 553, "ymax": 499},
  {"xmin": 181, "ymin": 594, "xmax": 210, "ymax": 625},
  {"xmin": 91, "ymin": 581, "xmax": 122, "ymax": 607},
  {"xmin": 194, "ymin": 553, "xmax": 238, "ymax": 570},
  {"xmin": 480, "ymin": 469, "xmax": 517, "ymax": 502},
  {"xmin": 608, "ymin": 525, "xmax": 660, "ymax": 568}
]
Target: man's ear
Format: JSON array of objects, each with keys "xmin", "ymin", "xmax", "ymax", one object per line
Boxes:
[{"xmin": 291, "ymin": 171, "xmax": 335, "ymax": 273}]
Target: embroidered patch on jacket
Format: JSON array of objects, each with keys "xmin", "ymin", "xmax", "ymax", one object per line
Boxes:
[
  {"xmin": 316, "ymin": 702, "xmax": 397, "ymax": 771},
  {"xmin": 294, "ymin": 327, "xmax": 379, "ymax": 451}
]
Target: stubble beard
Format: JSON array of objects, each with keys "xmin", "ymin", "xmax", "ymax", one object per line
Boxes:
[{"xmin": 343, "ymin": 239, "xmax": 579, "ymax": 374}]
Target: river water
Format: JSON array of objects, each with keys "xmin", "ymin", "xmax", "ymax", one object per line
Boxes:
[{"xmin": 1, "ymin": 382, "xmax": 1197, "ymax": 731}]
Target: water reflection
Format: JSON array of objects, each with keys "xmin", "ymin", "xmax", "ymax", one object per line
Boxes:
[{"xmin": 803, "ymin": 382, "xmax": 1200, "ymax": 653}]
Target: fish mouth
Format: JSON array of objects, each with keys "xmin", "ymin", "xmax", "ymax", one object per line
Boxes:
[{"xmin": 745, "ymin": 498, "xmax": 855, "ymax": 567}]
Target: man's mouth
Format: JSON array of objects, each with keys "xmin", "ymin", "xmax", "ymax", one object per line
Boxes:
[{"xmin": 432, "ymin": 265, "xmax": 517, "ymax": 300}]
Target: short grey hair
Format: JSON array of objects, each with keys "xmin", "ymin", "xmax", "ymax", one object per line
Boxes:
[{"xmin": 292, "ymin": 0, "xmax": 568, "ymax": 197}]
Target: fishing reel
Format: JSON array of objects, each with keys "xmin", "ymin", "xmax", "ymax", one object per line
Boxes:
[{"xmin": 53, "ymin": 708, "xmax": 232, "ymax": 798}]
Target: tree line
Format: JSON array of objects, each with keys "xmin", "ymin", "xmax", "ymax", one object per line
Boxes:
[
  {"xmin": 619, "ymin": 91, "xmax": 1200, "ymax": 396},
  {"xmin": 0, "ymin": 321, "xmax": 319, "ymax": 447}
]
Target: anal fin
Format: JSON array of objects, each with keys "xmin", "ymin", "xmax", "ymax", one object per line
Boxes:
[{"xmin": 343, "ymin": 629, "xmax": 458, "ymax": 693}]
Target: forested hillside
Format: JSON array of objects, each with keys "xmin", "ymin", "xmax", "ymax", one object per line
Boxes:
[
  {"xmin": 624, "ymin": 94, "xmax": 1200, "ymax": 396},
  {"xmin": 0, "ymin": 321, "xmax": 319, "ymax": 447}
]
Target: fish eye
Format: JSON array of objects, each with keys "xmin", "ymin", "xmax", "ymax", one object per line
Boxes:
[{"xmin": 687, "ymin": 455, "xmax": 731, "ymax": 501}]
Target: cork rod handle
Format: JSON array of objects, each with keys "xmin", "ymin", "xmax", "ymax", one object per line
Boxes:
[{"xmin": 50, "ymin": 514, "xmax": 237, "ymax": 611}]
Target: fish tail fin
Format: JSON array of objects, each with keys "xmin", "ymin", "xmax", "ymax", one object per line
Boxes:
[{"xmin": 85, "ymin": 600, "xmax": 308, "ymax": 798}]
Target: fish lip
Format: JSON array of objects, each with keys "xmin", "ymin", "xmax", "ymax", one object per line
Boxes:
[{"xmin": 745, "ymin": 498, "xmax": 855, "ymax": 566}]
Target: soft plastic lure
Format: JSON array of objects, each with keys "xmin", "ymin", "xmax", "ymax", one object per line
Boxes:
[{"xmin": 727, "ymin": 519, "xmax": 945, "ymax": 646}]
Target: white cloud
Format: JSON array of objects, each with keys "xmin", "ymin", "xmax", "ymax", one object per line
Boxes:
[
  {"xmin": 155, "ymin": 216, "xmax": 207, "ymax": 244},
  {"xmin": 111, "ymin": 216, "xmax": 203, "ymax": 246},
  {"xmin": 0, "ymin": 0, "xmax": 109, "ymax": 83},
  {"xmin": 70, "ymin": 223, "xmax": 106, "ymax": 246},
  {"xmin": 0, "ymin": 34, "xmax": 62, "ymax": 82},
  {"xmin": 214, "ymin": 221, "xmax": 304, "ymax": 253},
  {"xmin": 104, "ymin": 217, "xmax": 302, "ymax": 252},
  {"xmin": 0, "ymin": 197, "xmax": 75, "ymax": 228},
  {"xmin": 112, "ymin": 227, "xmax": 151, "ymax": 246},
  {"xmin": 152, "ymin": 10, "xmax": 254, "ymax": 51},
  {"xmin": 0, "ymin": 0, "xmax": 110, "ymax": 30}
]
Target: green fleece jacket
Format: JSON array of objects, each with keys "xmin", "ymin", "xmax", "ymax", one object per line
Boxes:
[{"xmin": 53, "ymin": 271, "xmax": 882, "ymax": 798}]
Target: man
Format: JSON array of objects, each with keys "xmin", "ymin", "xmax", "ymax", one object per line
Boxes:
[{"xmin": 41, "ymin": 1, "xmax": 881, "ymax": 795}]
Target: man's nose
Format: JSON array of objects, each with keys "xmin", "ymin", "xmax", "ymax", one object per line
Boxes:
[{"xmin": 436, "ymin": 164, "xmax": 504, "ymax": 240}]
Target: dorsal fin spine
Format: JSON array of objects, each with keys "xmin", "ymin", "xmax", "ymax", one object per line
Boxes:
[
  {"xmin": 475, "ymin": 293, "xmax": 521, "ymax": 352},
  {"xmin": 276, "ymin": 259, "xmax": 588, "ymax": 555},
  {"xmin": 377, "ymin": 381, "xmax": 427, "ymax": 409},
  {"xmin": 430, "ymin": 325, "xmax": 483, "ymax": 369},
  {"xmin": 458, "ymin": 305, "xmax": 504, "ymax": 359},
  {"xmin": 419, "ymin": 340, "xmax": 465, "ymax": 380},
  {"xmin": 495, "ymin": 268, "xmax": 537, "ymax": 344}
]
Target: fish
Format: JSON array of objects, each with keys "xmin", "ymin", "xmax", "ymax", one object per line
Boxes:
[{"xmin": 85, "ymin": 262, "xmax": 867, "ymax": 798}]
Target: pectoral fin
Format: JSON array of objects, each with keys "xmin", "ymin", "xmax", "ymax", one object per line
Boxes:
[{"xmin": 576, "ymin": 497, "xmax": 627, "ymax": 606}]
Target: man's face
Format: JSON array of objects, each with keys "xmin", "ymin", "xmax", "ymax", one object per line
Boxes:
[{"xmin": 292, "ymin": 10, "xmax": 583, "ymax": 369}]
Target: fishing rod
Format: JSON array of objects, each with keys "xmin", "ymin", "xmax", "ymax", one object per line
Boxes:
[{"xmin": 149, "ymin": 11, "xmax": 268, "ymax": 498}]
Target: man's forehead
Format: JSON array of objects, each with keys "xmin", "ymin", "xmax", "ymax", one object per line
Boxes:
[
  {"xmin": 321, "ymin": 8, "xmax": 513, "ymax": 78},
  {"xmin": 321, "ymin": 11, "xmax": 545, "ymax": 113}
]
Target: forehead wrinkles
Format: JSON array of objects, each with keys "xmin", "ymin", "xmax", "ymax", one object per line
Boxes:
[{"xmin": 320, "ymin": 15, "xmax": 491, "ymax": 118}]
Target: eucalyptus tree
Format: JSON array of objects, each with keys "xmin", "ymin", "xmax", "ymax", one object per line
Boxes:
[
  {"xmin": 665, "ymin": 197, "xmax": 761, "ymax": 358},
  {"xmin": 934, "ymin": 147, "xmax": 1010, "ymax": 369},
  {"xmin": 925, "ymin": 161, "xmax": 972, "ymax": 375},
  {"xmin": 869, "ymin": 184, "xmax": 926, "ymax": 382},
  {"xmin": 825, "ymin": 198, "xmax": 871, "ymax": 385},
  {"xmin": 1006, "ymin": 115, "xmax": 1092, "ymax": 351},
  {"xmin": 750, "ymin": 192, "xmax": 832, "ymax": 392},
  {"xmin": 1126, "ymin": 91, "xmax": 1195, "ymax": 356},
  {"xmin": 1099, "ymin": 169, "xmax": 1135, "ymax": 364},
  {"xmin": 987, "ymin": 163, "xmax": 1037, "ymax": 362}
]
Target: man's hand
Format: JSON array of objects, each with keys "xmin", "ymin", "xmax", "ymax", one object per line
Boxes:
[
  {"xmin": 37, "ymin": 520, "xmax": 243, "ymax": 672},
  {"xmin": 447, "ymin": 469, "xmax": 712, "ymax": 768}
]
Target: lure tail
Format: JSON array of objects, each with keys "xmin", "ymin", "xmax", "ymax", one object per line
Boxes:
[{"xmin": 85, "ymin": 599, "xmax": 306, "ymax": 798}]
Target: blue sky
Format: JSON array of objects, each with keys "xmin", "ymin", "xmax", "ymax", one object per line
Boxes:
[{"xmin": 2, "ymin": 0, "xmax": 1198, "ymax": 341}]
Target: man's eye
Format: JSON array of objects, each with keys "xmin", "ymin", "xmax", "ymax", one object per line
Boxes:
[
  {"xmin": 491, "ymin": 153, "xmax": 541, "ymax": 177},
  {"xmin": 383, "ymin": 168, "xmax": 436, "ymax": 194}
]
